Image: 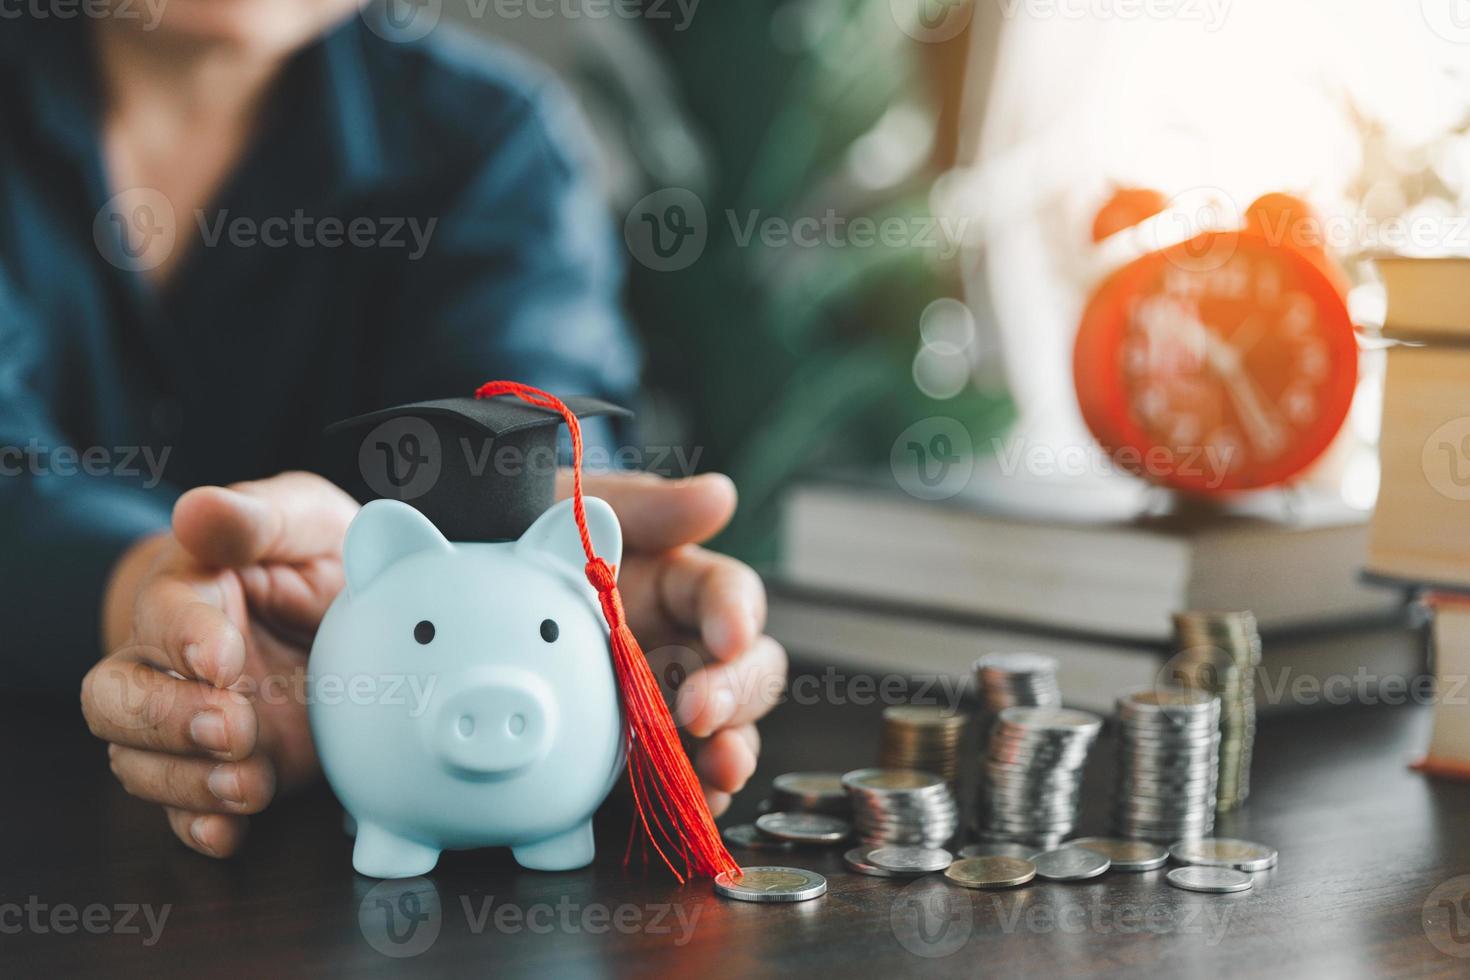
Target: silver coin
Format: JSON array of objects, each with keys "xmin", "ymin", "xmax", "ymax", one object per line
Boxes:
[
  {"xmin": 714, "ymin": 866, "xmax": 828, "ymax": 903},
  {"xmin": 868, "ymin": 845, "xmax": 953, "ymax": 873},
  {"xmin": 1169, "ymin": 838, "xmax": 1278, "ymax": 872},
  {"xmin": 1066, "ymin": 837, "xmax": 1169, "ymax": 872},
  {"xmin": 843, "ymin": 847, "xmax": 909, "ymax": 878},
  {"xmin": 1031, "ymin": 847, "xmax": 1110, "ymax": 881},
  {"xmin": 755, "ymin": 812, "xmax": 850, "ymax": 844},
  {"xmin": 1165, "ymin": 866, "xmax": 1253, "ymax": 894},
  {"xmin": 960, "ymin": 841, "xmax": 1036, "ymax": 860},
  {"xmin": 722, "ymin": 823, "xmax": 795, "ymax": 852}
]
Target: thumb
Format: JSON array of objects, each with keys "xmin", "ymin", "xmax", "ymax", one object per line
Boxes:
[
  {"xmin": 173, "ymin": 471, "xmax": 358, "ymax": 568},
  {"xmin": 558, "ymin": 470, "xmax": 736, "ymax": 551}
]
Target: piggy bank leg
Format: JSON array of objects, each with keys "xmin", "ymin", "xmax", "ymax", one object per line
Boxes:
[
  {"xmin": 511, "ymin": 821, "xmax": 595, "ymax": 871},
  {"xmin": 353, "ymin": 822, "xmax": 442, "ymax": 879}
]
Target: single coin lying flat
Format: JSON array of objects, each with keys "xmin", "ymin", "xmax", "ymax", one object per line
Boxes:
[
  {"xmin": 1165, "ymin": 865, "xmax": 1253, "ymax": 894},
  {"xmin": 945, "ymin": 856, "xmax": 1036, "ymax": 889},
  {"xmin": 1031, "ymin": 847, "xmax": 1111, "ymax": 881},
  {"xmin": 714, "ymin": 867, "xmax": 828, "ymax": 903},
  {"xmin": 1169, "ymin": 837, "xmax": 1277, "ymax": 872},
  {"xmin": 1066, "ymin": 837, "xmax": 1169, "ymax": 872}
]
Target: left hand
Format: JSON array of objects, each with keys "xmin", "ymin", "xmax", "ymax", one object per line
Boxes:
[{"xmin": 558, "ymin": 470, "xmax": 786, "ymax": 816}]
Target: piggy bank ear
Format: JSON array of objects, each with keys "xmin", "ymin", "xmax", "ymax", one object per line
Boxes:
[
  {"xmin": 516, "ymin": 496, "xmax": 623, "ymax": 582},
  {"xmin": 344, "ymin": 500, "xmax": 453, "ymax": 595}
]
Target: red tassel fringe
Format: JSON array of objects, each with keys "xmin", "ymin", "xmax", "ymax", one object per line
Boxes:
[{"xmin": 475, "ymin": 381, "xmax": 740, "ymax": 883}]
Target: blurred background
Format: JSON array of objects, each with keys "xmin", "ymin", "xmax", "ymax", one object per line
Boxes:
[
  {"xmin": 450, "ymin": 0, "xmax": 1470, "ymax": 564},
  {"xmin": 437, "ymin": 0, "xmax": 1470, "ymax": 714}
]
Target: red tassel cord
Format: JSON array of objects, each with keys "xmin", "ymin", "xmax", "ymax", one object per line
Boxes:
[{"xmin": 474, "ymin": 381, "xmax": 741, "ymax": 883}]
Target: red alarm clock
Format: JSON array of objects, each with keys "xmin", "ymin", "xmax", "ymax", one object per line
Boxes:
[{"xmin": 1074, "ymin": 190, "xmax": 1358, "ymax": 495}]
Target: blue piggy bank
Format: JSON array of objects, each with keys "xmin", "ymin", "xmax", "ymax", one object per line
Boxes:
[{"xmin": 308, "ymin": 496, "xmax": 625, "ymax": 878}]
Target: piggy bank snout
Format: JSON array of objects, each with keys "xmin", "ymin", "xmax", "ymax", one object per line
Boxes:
[{"xmin": 429, "ymin": 669, "xmax": 557, "ymax": 777}]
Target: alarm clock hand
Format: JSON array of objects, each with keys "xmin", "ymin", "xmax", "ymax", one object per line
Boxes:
[
  {"xmin": 1164, "ymin": 306, "xmax": 1287, "ymax": 459},
  {"xmin": 1199, "ymin": 333, "xmax": 1288, "ymax": 459}
]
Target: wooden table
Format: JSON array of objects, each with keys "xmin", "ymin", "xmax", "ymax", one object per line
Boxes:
[{"xmin": 5, "ymin": 663, "xmax": 1470, "ymax": 978}]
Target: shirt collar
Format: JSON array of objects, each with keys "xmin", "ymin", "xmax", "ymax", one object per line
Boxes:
[{"xmin": 1, "ymin": 15, "xmax": 388, "ymax": 195}]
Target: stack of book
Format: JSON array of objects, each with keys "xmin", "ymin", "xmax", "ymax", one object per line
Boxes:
[
  {"xmin": 1370, "ymin": 255, "xmax": 1470, "ymax": 777},
  {"xmin": 773, "ymin": 466, "xmax": 1416, "ymax": 715}
]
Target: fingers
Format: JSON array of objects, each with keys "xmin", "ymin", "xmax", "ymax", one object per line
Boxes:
[
  {"xmin": 695, "ymin": 725, "xmax": 761, "ymax": 797},
  {"xmin": 165, "ymin": 808, "xmax": 250, "ymax": 858},
  {"xmin": 559, "ymin": 470, "xmax": 736, "ymax": 551},
  {"xmin": 81, "ymin": 655, "xmax": 257, "ymax": 759},
  {"xmin": 703, "ymin": 788, "xmax": 732, "ymax": 818},
  {"xmin": 109, "ymin": 745, "xmax": 278, "ymax": 814},
  {"xmin": 656, "ymin": 546, "xmax": 767, "ymax": 659},
  {"xmin": 129, "ymin": 567, "xmax": 246, "ymax": 686},
  {"xmin": 173, "ymin": 471, "xmax": 358, "ymax": 569},
  {"xmin": 676, "ymin": 636, "xmax": 787, "ymax": 738}
]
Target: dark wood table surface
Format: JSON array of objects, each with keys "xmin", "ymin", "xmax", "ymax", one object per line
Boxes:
[{"xmin": 6, "ymin": 660, "xmax": 1470, "ymax": 979}]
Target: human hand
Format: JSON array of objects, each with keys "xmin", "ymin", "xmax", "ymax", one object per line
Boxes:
[
  {"xmin": 83, "ymin": 472, "xmax": 358, "ymax": 857},
  {"xmin": 559, "ymin": 471, "xmax": 786, "ymax": 816}
]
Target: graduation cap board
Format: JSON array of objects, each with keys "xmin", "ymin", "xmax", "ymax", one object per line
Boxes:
[{"xmin": 327, "ymin": 394, "xmax": 631, "ymax": 543}]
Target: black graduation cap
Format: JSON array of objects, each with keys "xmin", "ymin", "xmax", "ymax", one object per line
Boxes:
[{"xmin": 326, "ymin": 395, "xmax": 631, "ymax": 542}]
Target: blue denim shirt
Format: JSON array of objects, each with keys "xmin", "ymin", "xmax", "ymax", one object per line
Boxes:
[{"xmin": 0, "ymin": 16, "xmax": 639, "ymax": 691}]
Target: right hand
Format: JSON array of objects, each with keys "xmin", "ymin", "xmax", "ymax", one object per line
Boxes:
[{"xmin": 82, "ymin": 471, "xmax": 358, "ymax": 857}]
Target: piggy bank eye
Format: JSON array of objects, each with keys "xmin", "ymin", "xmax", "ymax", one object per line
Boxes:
[
  {"xmin": 540, "ymin": 619, "xmax": 559, "ymax": 643},
  {"xmin": 414, "ymin": 620, "xmax": 435, "ymax": 645}
]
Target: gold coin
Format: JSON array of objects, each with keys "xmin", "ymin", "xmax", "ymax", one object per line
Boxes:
[{"xmin": 943, "ymin": 856, "xmax": 1036, "ymax": 889}]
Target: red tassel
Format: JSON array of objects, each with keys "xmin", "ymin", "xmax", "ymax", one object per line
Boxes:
[{"xmin": 474, "ymin": 381, "xmax": 741, "ymax": 883}]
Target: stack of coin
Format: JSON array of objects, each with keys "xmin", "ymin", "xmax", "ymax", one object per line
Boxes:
[
  {"xmin": 842, "ymin": 768, "xmax": 959, "ymax": 848},
  {"xmin": 771, "ymin": 772, "xmax": 851, "ymax": 817},
  {"xmin": 1113, "ymin": 688, "xmax": 1220, "ymax": 841},
  {"xmin": 973, "ymin": 653, "xmax": 1062, "ymax": 712},
  {"xmin": 1170, "ymin": 611, "xmax": 1260, "ymax": 811},
  {"xmin": 978, "ymin": 706, "xmax": 1102, "ymax": 848},
  {"xmin": 878, "ymin": 707, "xmax": 969, "ymax": 786}
]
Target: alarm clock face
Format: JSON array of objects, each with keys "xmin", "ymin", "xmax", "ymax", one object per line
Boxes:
[{"xmin": 1074, "ymin": 230, "xmax": 1357, "ymax": 494}]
